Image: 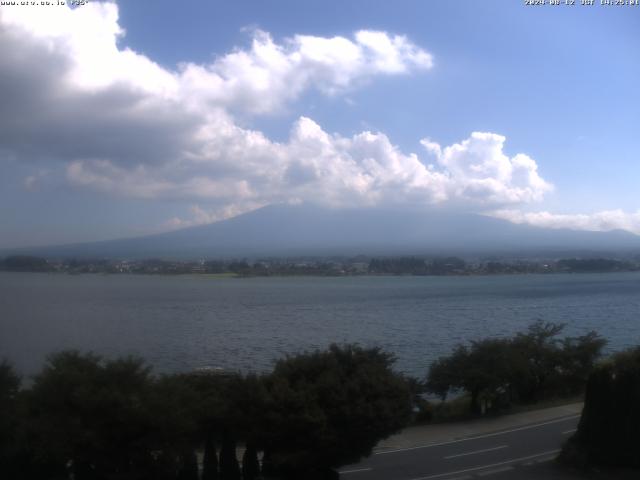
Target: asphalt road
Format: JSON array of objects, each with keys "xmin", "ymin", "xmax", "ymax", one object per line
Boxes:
[{"xmin": 339, "ymin": 414, "xmax": 580, "ymax": 480}]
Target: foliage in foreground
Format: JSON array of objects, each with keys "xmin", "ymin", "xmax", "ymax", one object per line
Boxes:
[
  {"xmin": 0, "ymin": 345, "xmax": 412, "ymax": 480},
  {"xmin": 561, "ymin": 346, "xmax": 640, "ymax": 468},
  {"xmin": 0, "ymin": 322, "xmax": 618, "ymax": 478},
  {"xmin": 425, "ymin": 321, "xmax": 606, "ymax": 414},
  {"xmin": 260, "ymin": 345, "xmax": 412, "ymax": 477}
]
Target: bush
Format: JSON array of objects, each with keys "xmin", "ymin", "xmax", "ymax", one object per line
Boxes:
[
  {"xmin": 562, "ymin": 347, "xmax": 640, "ymax": 468},
  {"xmin": 425, "ymin": 322, "xmax": 606, "ymax": 414},
  {"xmin": 260, "ymin": 344, "xmax": 413, "ymax": 478},
  {"xmin": 0, "ymin": 345, "xmax": 415, "ymax": 479}
]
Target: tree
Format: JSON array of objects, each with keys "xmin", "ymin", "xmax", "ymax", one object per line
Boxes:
[
  {"xmin": 219, "ymin": 431, "xmax": 241, "ymax": 480},
  {"xmin": 426, "ymin": 339, "xmax": 514, "ymax": 414},
  {"xmin": 1, "ymin": 255, "xmax": 51, "ymax": 272},
  {"xmin": 177, "ymin": 450, "xmax": 199, "ymax": 480},
  {"xmin": 561, "ymin": 347, "xmax": 640, "ymax": 468},
  {"xmin": 0, "ymin": 360, "xmax": 21, "ymax": 477},
  {"xmin": 425, "ymin": 346, "xmax": 468, "ymax": 402},
  {"xmin": 425, "ymin": 322, "xmax": 605, "ymax": 414},
  {"xmin": 557, "ymin": 258, "xmax": 626, "ymax": 273},
  {"xmin": 241, "ymin": 443, "xmax": 260, "ymax": 480},
  {"xmin": 202, "ymin": 434, "xmax": 219, "ymax": 480},
  {"xmin": 24, "ymin": 351, "xmax": 154, "ymax": 479},
  {"xmin": 510, "ymin": 321, "xmax": 566, "ymax": 402},
  {"xmin": 260, "ymin": 344, "xmax": 412, "ymax": 478},
  {"xmin": 0, "ymin": 359, "xmax": 19, "ymax": 432},
  {"xmin": 465, "ymin": 339, "xmax": 515, "ymax": 413},
  {"xmin": 559, "ymin": 331, "xmax": 607, "ymax": 395},
  {"xmin": 145, "ymin": 372, "xmax": 206, "ymax": 478},
  {"xmin": 429, "ymin": 257, "xmax": 466, "ymax": 275}
]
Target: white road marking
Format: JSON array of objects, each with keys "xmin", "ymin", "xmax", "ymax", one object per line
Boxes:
[
  {"xmin": 407, "ymin": 449, "xmax": 561, "ymax": 480},
  {"xmin": 375, "ymin": 415, "xmax": 579, "ymax": 455},
  {"xmin": 477, "ymin": 466, "xmax": 514, "ymax": 476},
  {"xmin": 444, "ymin": 445, "xmax": 508, "ymax": 460},
  {"xmin": 535, "ymin": 456, "xmax": 556, "ymax": 464},
  {"xmin": 339, "ymin": 467, "xmax": 373, "ymax": 474},
  {"xmin": 562, "ymin": 429, "xmax": 577, "ymax": 435}
]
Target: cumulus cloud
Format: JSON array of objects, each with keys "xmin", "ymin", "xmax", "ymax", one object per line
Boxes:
[
  {"xmin": 65, "ymin": 117, "xmax": 549, "ymax": 211},
  {"xmin": 181, "ymin": 28, "xmax": 433, "ymax": 115},
  {"xmin": 0, "ymin": 2, "xmax": 553, "ymax": 230},
  {"xmin": 421, "ymin": 133, "xmax": 553, "ymax": 205},
  {"xmin": 1, "ymin": 3, "xmax": 432, "ymax": 112},
  {"xmin": 490, "ymin": 209, "xmax": 640, "ymax": 235},
  {"xmin": 163, "ymin": 203, "xmax": 267, "ymax": 230}
]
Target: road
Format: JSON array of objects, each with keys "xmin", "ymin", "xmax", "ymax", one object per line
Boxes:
[{"xmin": 339, "ymin": 414, "xmax": 580, "ymax": 480}]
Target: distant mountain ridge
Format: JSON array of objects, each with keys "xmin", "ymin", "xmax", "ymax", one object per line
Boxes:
[{"xmin": 5, "ymin": 204, "xmax": 640, "ymax": 259}]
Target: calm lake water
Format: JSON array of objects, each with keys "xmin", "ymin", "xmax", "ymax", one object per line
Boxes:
[{"xmin": 1, "ymin": 271, "xmax": 640, "ymax": 378}]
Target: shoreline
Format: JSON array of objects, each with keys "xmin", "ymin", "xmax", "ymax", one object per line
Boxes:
[{"xmin": 2, "ymin": 269, "xmax": 640, "ymax": 279}]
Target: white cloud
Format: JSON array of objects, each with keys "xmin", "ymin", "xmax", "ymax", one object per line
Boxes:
[
  {"xmin": 178, "ymin": 28, "xmax": 433, "ymax": 114},
  {"xmin": 490, "ymin": 209, "xmax": 640, "ymax": 235},
  {"xmin": 163, "ymin": 203, "xmax": 266, "ymax": 230},
  {"xmin": 66, "ymin": 119, "xmax": 549, "ymax": 214},
  {"xmin": 23, "ymin": 169, "xmax": 48, "ymax": 190},
  {"xmin": 0, "ymin": 2, "xmax": 553, "ymax": 230},
  {"xmin": 0, "ymin": 2, "xmax": 178, "ymax": 95},
  {"xmin": 1, "ymin": 3, "xmax": 432, "ymax": 114},
  {"xmin": 421, "ymin": 133, "xmax": 553, "ymax": 205}
]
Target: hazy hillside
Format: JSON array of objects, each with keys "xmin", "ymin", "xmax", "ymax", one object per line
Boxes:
[{"xmin": 6, "ymin": 204, "xmax": 640, "ymax": 259}]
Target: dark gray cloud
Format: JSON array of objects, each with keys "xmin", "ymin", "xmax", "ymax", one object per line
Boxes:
[{"xmin": 0, "ymin": 30, "xmax": 201, "ymax": 167}]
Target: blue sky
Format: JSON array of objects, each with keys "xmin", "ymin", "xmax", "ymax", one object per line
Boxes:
[{"xmin": 0, "ymin": 0, "xmax": 639, "ymax": 247}]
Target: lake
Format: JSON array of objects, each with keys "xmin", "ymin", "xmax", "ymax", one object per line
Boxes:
[{"xmin": 1, "ymin": 271, "xmax": 640, "ymax": 378}]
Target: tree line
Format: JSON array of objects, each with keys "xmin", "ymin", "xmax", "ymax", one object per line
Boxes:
[
  {"xmin": 425, "ymin": 321, "xmax": 607, "ymax": 414},
  {"xmin": 0, "ymin": 322, "xmax": 624, "ymax": 478},
  {"xmin": 0, "ymin": 345, "xmax": 413, "ymax": 480},
  {"xmin": 3, "ymin": 255, "xmax": 638, "ymax": 276}
]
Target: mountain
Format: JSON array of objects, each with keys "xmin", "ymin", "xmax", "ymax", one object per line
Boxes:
[{"xmin": 5, "ymin": 204, "xmax": 640, "ymax": 259}]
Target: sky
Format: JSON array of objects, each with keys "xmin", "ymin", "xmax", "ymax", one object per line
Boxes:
[{"xmin": 0, "ymin": 0, "xmax": 639, "ymax": 248}]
